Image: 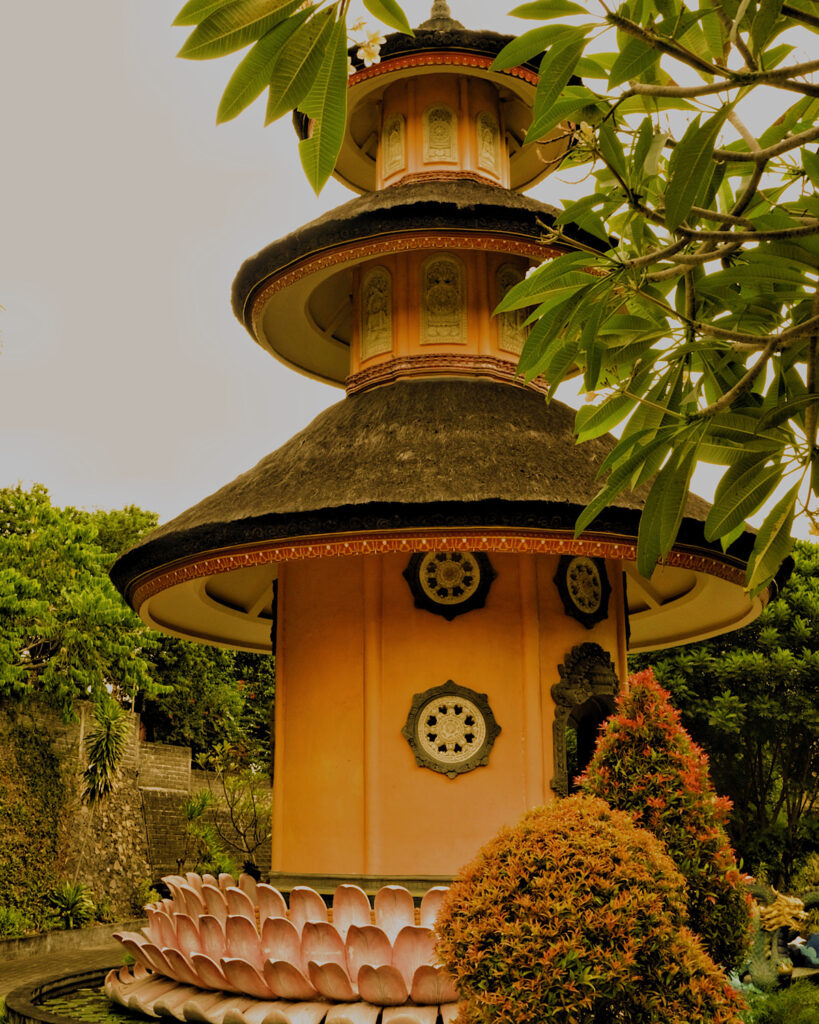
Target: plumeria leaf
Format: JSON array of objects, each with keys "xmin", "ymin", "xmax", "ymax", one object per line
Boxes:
[
  {"xmin": 174, "ymin": 0, "xmax": 235, "ymax": 27},
  {"xmin": 705, "ymin": 459, "xmax": 784, "ymax": 542},
  {"xmin": 362, "ymin": 0, "xmax": 413, "ymax": 35},
  {"xmin": 178, "ymin": 0, "xmax": 298, "ymax": 59},
  {"xmin": 608, "ymin": 36, "xmax": 661, "ymax": 87},
  {"xmin": 665, "ymin": 109, "xmax": 727, "ymax": 229},
  {"xmin": 266, "ymin": 7, "xmax": 335, "ymax": 123},
  {"xmin": 637, "ymin": 432, "xmax": 702, "ymax": 578},
  {"xmin": 491, "ymin": 24, "xmax": 582, "ymax": 71},
  {"xmin": 526, "ymin": 85, "xmax": 601, "ymax": 142},
  {"xmin": 297, "ymin": 19, "xmax": 349, "ymax": 193},
  {"xmin": 746, "ymin": 484, "xmax": 799, "ymax": 597},
  {"xmin": 533, "ymin": 29, "xmax": 588, "ymax": 121},
  {"xmin": 509, "ymin": 0, "xmax": 588, "ymax": 16}
]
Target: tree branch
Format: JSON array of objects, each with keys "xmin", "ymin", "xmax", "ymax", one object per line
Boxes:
[
  {"xmin": 713, "ymin": 123, "xmax": 819, "ymax": 162},
  {"xmin": 606, "ymin": 11, "xmax": 721, "ymax": 76},
  {"xmin": 678, "ymin": 221, "xmax": 819, "ymax": 242},
  {"xmin": 689, "ymin": 336, "xmax": 780, "ymax": 419},
  {"xmin": 782, "ymin": 2, "xmax": 819, "ymax": 29}
]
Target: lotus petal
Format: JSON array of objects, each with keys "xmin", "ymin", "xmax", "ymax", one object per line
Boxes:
[
  {"xmin": 162, "ymin": 899, "xmax": 177, "ymax": 915},
  {"xmin": 202, "ymin": 874, "xmax": 219, "ymax": 888},
  {"xmin": 197, "ymin": 997, "xmax": 258, "ymax": 1024},
  {"xmin": 134, "ymin": 962, "xmax": 151, "ymax": 981},
  {"xmin": 218, "ymin": 873, "xmax": 236, "ymax": 891},
  {"xmin": 331, "ymin": 886, "xmax": 371, "ymax": 940},
  {"xmin": 180, "ymin": 990, "xmax": 226, "ymax": 1022},
  {"xmin": 147, "ymin": 910, "xmax": 179, "ymax": 949},
  {"xmin": 181, "ymin": 885, "xmax": 207, "ymax": 919},
  {"xmin": 302, "ymin": 921, "xmax": 346, "ymax": 967},
  {"xmin": 306, "ymin": 960, "xmax": 357, "ymax": 1001},
  {"xmin": 256, "ymin": 884, "xmax": 287, "ymax": 923},
  {"xmin": 203, "ymin": 885, "xmax": 229, "ymax": 925},
  {"xmin": 324, "ymin": 1004, "xmax": 380, "ymax": 1024},
  {"xmin": 115, "ymin": 932, "xmax": 153, "ymax": 971},
  {"xmin": 175, "ymin": 913, "xmax": 202, "ymax": 956},
  {"xmin": 263, "ymin": 1004, "xmax": 329, "ymax": 1024},
  {"xmin": 185, "ymin": 873, "xmax": 205, "ymax": 893},
  {"xmin": 200, "ymin": 915, "xmax": 227, "ymax": 960},
  {"xmin": 288, "ymin": 887, "xmax": 328, "ymax": 934},
  {"xmin": 261, "ymin": 916, "xmax": 301, "ymax": 964},
  {"xmin": 227, "ymin": 886, "xmax": 257, "ymax": 922},
  {"xmin": 125, "ymin": 975, "xmax": 178, "ymax": 1014},
  {"xmin": 117, "ymin": 965, "xmax": 133, "ymax": 984},
  {"xmin": 409, "ymin": 965, "xmax": 459, "ymax": 1005},
  {"xmin": 153, "ymin": 985, "xmax": 200, "ymax": 1020},
  {"xmin": 439, "ymin": 1004, "xmax": 461, "ymax": 1024},
  {"xmin": 221, "ymin": 958, "xmax": 274, "ymax": 999},
  {"xmin": 145, "ymin": 908, "xmax": 166, "ymax": 947},
  {"xmin": 141, "ymin": 941, "xmax": 176, "ymax": 976},
  {"xmin": 224, "ymin": 1002, "xmax": 292, "ymax": 1024},
  {"xmin": 238, "ymin": 873, "xmax": 258, "ymax": 902},
  {"xmin": 191, "ymin": 952, "xmax": 233, "ymax": 992},
  {"xmin": 164, "ymin": 875, "xmax": 188, "ymax": 901},
  {"xmin": 418, "ymin": 887, "xmax": 448, "ymax": 928},
  {"xmin": 262, "ymin": 960, "xmax": 318, "ymax": 1001},
  {"xmin": 226, "ymin": 915, "xmax": 264, "ymax": 968},
  {"xmin": 392, "ymin": 926, "xmax": 435, "ymax": 989},
  {"xmin": 125, "ymin": 987, "xmax": 161, "ymax": 1017},
  {"xmin": 374, "ymin": 887, "xmax": 415, "ymax": 944},
  {"xmin": 345, "ymin": 925, "xmax": 392, "ymax": 979},
  {"xmin": 163, "ymin": 948, "xmax": 204, "ymax": 988},
  {"xmin": 356, "ymin": 964, "xmax": 408, "ymax": 1006},
  {"xmin": 382, "ymin": 1009, "xmax": 438, "ymax": 1024}
]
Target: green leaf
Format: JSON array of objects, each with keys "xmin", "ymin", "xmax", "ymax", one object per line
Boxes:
[
  {"xmin": 533, "ymin": 30, "xmax": 588, "ymax": 121},
  {"xmin": 746, "ymin": 483, "xmax": 799, "ymax": 597},
  {"xmin": 803, "ymin": 149, "xmax": 819, "ymax": 189},
  {"xmin": 665, "ymin": 109, "xmax": 727, "ymax": 230},
  {"xmin": 297, "ymin": 20, "xmax": 348, "ymax": 194},
  {"xmin": 608, "ymin": 36, "xmax": 661, "ymax": 88},
  {"xmin": 597, "ymin": 120, "xmax": 627, "ymax": 182},
  {"xmin": 492, "ymin": 24, "xmax": 580, "ymax": 71},
  {"xmin": 174, "ymin": 0, "xmax": 235, "ymax": 26},
  {"xmin": 575, "ymin": 393, "xmax": 638, "ymax": 441},
  {"xmin": 495, "ymin": 251, "xmax": 596, "ymax": 312},
  {"xmin": 636, "ymin": 434, "xmax": 701, "ymax": 577},
  {"xmin": 362, "ymin": 0, "xmax": 413, "ymax": 35},
  {"xmin": 178, "ymin": 0, "xmax": 297, "ymax": 59},
  {"xmin": 266, "ymin": 7, "xmax": 334, "ymax": 123},
  {"xmin": 526, "ymin": 85, "xmax": 602, "ymax": 142},
  {"xmin": 216, "ymin": 2, "xmax": 307, "ymax": 122},
  {"xmin": 705, "ymin": 459, "xmax": 784, "ymax": 542},
  {"xmin": 509, "ymin": 0, "xmax": 587, "ymax": 16}
]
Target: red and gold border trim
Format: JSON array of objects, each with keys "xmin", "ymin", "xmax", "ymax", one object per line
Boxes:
[
  {"xmin": 346, "ymin": 354, "xmax": 549, "ymax": 394},
  {"xmin": 131, "ymin": 528, "xmax": 748, "ymax": 610},
  {"xmin": 249, "ymin": 232, "xmax": 560, "ymax": 340},
  {"xmin": 349, "ymin": 53, "xmax": 539, "ymax": 89}
]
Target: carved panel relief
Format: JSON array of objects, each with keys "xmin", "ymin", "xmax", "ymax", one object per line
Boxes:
[
  {"xmin": 554, "ymin": 555, "xmax": 612, "ymax": 629},
  {"xmin": 550, "ymin": 643, "xmax": 620, "ymax": 797},
  {"xmin": 423, "ymin": 105, "xmax": 458, "ymax": 163},
  {"xmin": 496, "ymin": 264, "xmax": 527, "ymax": 355},
  {"xmin": 360, "ymin": 267, "xmax": 393, "ymax": 361},
  {"xmin": 476, "ymin": 111, "xmax": 501, "ymax": 176},
  {"xmin": 403, "ymin": 550, "xmax": 496, "ymax": 619},
  {"xmin": 402, "ymin": 681, "xmax": 501, "ymax": 778},
  {"xmin": 382, "ymin": 114, "xmax": 406, "ymax": 178},
  {"xmin": 421, "ymin": 256, "xmax": 466, "ymax": 344}
]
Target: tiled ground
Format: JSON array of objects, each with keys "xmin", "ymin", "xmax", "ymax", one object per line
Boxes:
[{"xmin": 0, "ymin": 944, "xmax": 122, "ymax": 1001}]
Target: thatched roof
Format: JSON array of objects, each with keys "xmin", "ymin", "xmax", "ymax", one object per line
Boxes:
[{"xmin": 111, "ymin": 379, "xmax": 728, "ymax": 602}]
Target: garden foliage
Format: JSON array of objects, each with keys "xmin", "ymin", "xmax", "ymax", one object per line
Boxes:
[
  {"xmin": 582, "ymin": 668, "xmax": 751, "ymax": 971},
  {"xmin": 435, "ymin": 795, "xmax": 744, "ymax": 1024}
]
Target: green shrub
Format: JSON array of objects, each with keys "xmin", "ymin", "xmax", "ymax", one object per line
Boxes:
[
  {"xmin": 741, "ymin": 983, "xmax": 819, "ymax": 1024},
  {"xmin": 582, "ymin": 668, "xmax": 752, "ymax": 971},
  {"xmin": 435, "ymin": 795, "xmax": 745, "ymax": 1024},
  {"xmin": 0, "ymin": 905, "xmax": 33, "ymax": 937},
  {"xmin": 132, "ymin": 879, "xmax": 161, "ymax": 914},
  {"xmin": 48, "ymin": 881, "xmax": 95, "ymax": 930}
]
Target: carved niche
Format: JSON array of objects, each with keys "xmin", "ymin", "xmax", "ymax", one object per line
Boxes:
[
  {"xmin": 476, "ymin": 111, "xmax": 501, "ymax": 175},
  {"xmin": 403, "ymin": 550, "xmax": 496, "ymax": 620},
  {"xmin": 496, "ymin": 264, "xmax": 527, "ymax": 355},
  {"xmin": 360, "ymin": 266, "xmax": 393, "ymax": 360},
  {"xmin": 421, "ymin": 255, "xmax": 466, "ymax": 344},
  {"xmin": 423, "ymin": 104, "xmax": 458, "ymax": 163},
  {"xmin": 550, "ymin": 642, "xmax": 620, "ymax": 797},
  {"xmin": 554, "ymin": 555, "xmax": 612, "ymax": 630},
  {"xmin": 382, "ymin": 113, "xmax": 406, "ymax": 178},
  {"xmin": 402, "ymin": 681, "xmax": 501, "ymax": 778}
]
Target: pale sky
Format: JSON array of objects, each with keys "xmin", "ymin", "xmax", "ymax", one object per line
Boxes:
[{"xmin": 0, "ymin": 2, "xmax": 813, "ymax": 540}]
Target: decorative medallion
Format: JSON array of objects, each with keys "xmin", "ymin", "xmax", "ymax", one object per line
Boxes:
[
  {"xmin": 423, "ymin": 104, "xmax": 458, "ymax": 163},
  {"xmin": 554, "ymin": 554, "xmax": 612, "ymax": 629},
  {"xmin": 496, "ymin": 263, "xmax": 528, "ymax": 355},
  {"xmin": 550, "ymin": 642, "xmax": 620, "ymax": 796},
  {"xmin": 421, "ymin": 255, "xmax": 466, "ymax": 344},
  {"xmin": 360, "ymin": 266, "xmax": 393, "ymax": 360},
  {"xmin": 382, "ymin": 113, "xmax": 406, "ymax": 178},
  {"xmin": 403, "ymin": 550, "xmax": 496, "ymax": 619},
  {"xmin": 402, "ymin": 681, "xmax": 501, "ymax": 778},
  {"xmin": 477, "ymin": 111, "xmax": 501, "ymax": 176}
]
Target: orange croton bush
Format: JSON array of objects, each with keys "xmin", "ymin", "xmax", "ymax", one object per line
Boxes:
[
  {"xmin": 435, "ymin": 795, "xmax": 744, "ymax": 1024},
  {"xmin": 581, "ymin": 668, "xmax": 752, "ymax": 971}
]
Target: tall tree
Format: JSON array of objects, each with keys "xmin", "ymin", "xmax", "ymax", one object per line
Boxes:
[
  {"xmin": 631, "ymin": 540, "xmax": 819, "ymax": 886},
  {"xmin": 172, "ymin": 0, "xmax": 819, "ymax": 593}
]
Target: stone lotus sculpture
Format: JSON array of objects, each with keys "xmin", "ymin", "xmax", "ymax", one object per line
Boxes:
[{"xmin": 105, "ymin": 873, "xmax": 459, "ymax": 1024}]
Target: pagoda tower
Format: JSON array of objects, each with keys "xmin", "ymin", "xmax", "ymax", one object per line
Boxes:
[{"xmin": 112, "ymin": 3, "xmax": 775, "ymax": 896}]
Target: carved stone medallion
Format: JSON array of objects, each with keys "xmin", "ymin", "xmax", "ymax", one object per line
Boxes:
[
  {"xmin": 496, "ymin": 263, "xmax": 527, "ymax": 355},
  {"xmin": 477, "ymin": 111, "xmax": 500, "ymax": 175},
  {"xmin": 423, "ymin": 105, "xmax": 458, "ymax": 163},
  {"xmin": 554, "ymin": 555, "xmax": 612, "ymax": 629},
  {"xmin": 382, "ymin": 113, "xmax": 406, "ymax": 178},
  {"xmin": 421, "ymin": 256, "xmax": 466, "ymax": 344},
  {"xmin": 360, "ymin": 266, "xmax": 393, "ymax": 360},
  {"xmin": 402, "ymin": 681, "xmax": 501, "ymax": 778},
  {"xmin": 403, "ymin": 551, "xmax": 496, "ymax": 619},
  {"xmin": 550, "ymin": 642, "xmax": 620, "ymax": 796}
]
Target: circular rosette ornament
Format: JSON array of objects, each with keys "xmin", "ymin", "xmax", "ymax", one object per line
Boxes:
[
  {"xmin": 403, "ymin": 551, "xmax": 496, "ymax": 620},
  {"xmin": 553, "ymin": 555, "xmax": 612, "ymax": 629},
  {"xmin": 402, "ymin": 681, "xmax": 501, "ymax": 778}
]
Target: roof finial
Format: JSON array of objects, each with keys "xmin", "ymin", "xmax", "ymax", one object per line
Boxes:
[{"xmin": 418, "ymin": 0, "xmax": 465, "ymax": 30}]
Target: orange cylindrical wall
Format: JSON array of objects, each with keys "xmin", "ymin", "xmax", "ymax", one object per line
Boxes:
[{"xmin": 272, "ymin": 550, "xmax": 628, "ymax": 884}]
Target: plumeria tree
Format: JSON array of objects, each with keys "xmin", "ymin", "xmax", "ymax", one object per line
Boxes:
[{"xmin": 172, "ymin": 0, "xmax": 819, "ymax": 594}]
